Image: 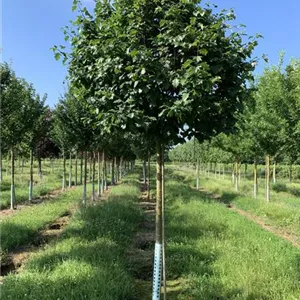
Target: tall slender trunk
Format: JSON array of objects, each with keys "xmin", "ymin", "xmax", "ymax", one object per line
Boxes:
[
  {"xmin": 105, "ymin": 154, "xmax": 108, "ymax": 190},
  {"xmin": 235, "ymin": 160, "xmax": 239, "ymax": 192},
  {"xmin": 10, "ymin": 148, "xmax": 15, "ymax": 210},
  {"xmin": 80, "ymin": 153, "xmax": 83, "ymax": 185},
  {"xmin": 244, "ymin": 164, "xmax": 247, "ymax": 179},
  {"xmin": 75, "ymin": 153, "xmax": 78, "ymax": 186},
  {"xmin": 273, "ymin": 160, "xmax": 276, "ymax": 184},
  {"xmin": 152, "ymin": 141, "xmax": 163, "ymax": 299},
  {"xmin": 232, "ymin": 163, "xmax": 235, "ymax": 185},
  {"xmin": 161, "ymin": 147, "xmax": 167, "ymax": 300},
  {"xmin": 265, "ymin": 154, "xmax": 270, "ymax": 202},
  {"xmin": 69, "ymin": 152, "xmax": 72, "ymax": 188},
  {"xmin": 89, "ymin": 153, "xmax": 92, "ymax": 181},
  {"xmin": 253, "ymin": 159, "xmax": 258, "ymax": 199},
  {"xmin": 115, "ymin": 157, "xmax": 119, "ymax": 183},
  {"xmin": 97, "ymin": 151, "xmax": 101, "ymax": 197},
  {"xmin": 62, "ymin": 150, "xmax": 66, "ymax": 191},
  {"xmin": 222, "ymin": 164, "xmax": 225, "ymax": 180},
  {"xmin": 148, "ymin": 154, "xmax": 151, "ymax": 201},
  {"xmin": 111, "ymin": 158, "xmax": 115, "ymax": 185},
  {"xmin": 0, "ymin": 148, "xmax": 2, "ymax": 182},
  {"xmin": 29, "ymin": 149, "xmax": 33, "ymax": 201},
  {"xmin": 289, "ymin": 164, "xmax": 292, "ymax": 182},
  {"xmin": 37, "ymin": 154, "xmax": 42, "ymax": 182},
  {"xmin": 83, "ymin": 151, "xmax": 87, "ymax": 205},
  {"xmin": 102, "ymin": 151, "xmax": 106, "ymax": 193},
  {"xmin": 119, "ymin": 156, "xmax": 123, "ymax": 180},
  {"xmin": 196, "ymin": 158, "xmax": 199, "ymax": 190},
  {"xmin": 91, "ymin": 152, "xmax": 96, "ymax": 201},
  {"xmin": 143, "ymin": 160, "xmax": 147, "ymax": 185}
]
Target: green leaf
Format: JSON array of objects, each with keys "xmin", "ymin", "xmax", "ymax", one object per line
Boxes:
[
  {"xmin": 172, "ymin": 78, "xmax": 180, "ymax": 88},
  {"xmin": 55, "ymin": 53, "xmax": 61, "ymax": 61}
]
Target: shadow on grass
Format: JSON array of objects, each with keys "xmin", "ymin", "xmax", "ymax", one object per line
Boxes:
[{"xmin": 1, "ymin": 181, "xmax": 143, "ymax": 300}]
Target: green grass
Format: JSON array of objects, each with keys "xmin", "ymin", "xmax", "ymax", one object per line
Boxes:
[
  {"xmin": 171, "ymin": 166, "xmax": 300, "ymax": 241},
  {"xmin": 163, "ymin": 168, "xmax": 300, "ymax": 299},
  {"xmin": 1, "ymin": 171, "xmax": 143, "ymax": 300},
  {"xmin": 0, "ymin": 184, "xmax": 93, "ymax": 254}
]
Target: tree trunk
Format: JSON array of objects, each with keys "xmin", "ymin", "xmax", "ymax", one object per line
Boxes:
[
  {"xmin": 29, "ymin": 149, "xmax": 33, "ymax": 201},
  {"xmin": 105, "ymin": 154, "xmax": 108, "ymax": 190},
  {"xmin": 62, "ymin": 150, "xmax": 66, "ymax": 191},
  {"xmin": 235, "ymin": 160, "xmax": 239, "ymax": 192},
  {"xmin": 10, "ymin": 148, "xmax": 15, "ymax": 210},
  {"xmin": 266, "ymin": 154, "xmax": 270, "ymax": 202},
  {"xmin": 37, "ymin": 154, "xmax": 42, "ymax": 182},
  {"xmin": 289, "ymin": 164, "xmax": 292, "ymax": 182},
  {"xmin": 115, "ymin": 157, "xmax": 119, "ymax": 183},
  {"xmin": 89, "ymin": 153, "xmax": 92, "ymax": 181},
  {"xmin": 244, "ymin": 163, "xmax": 247, "ymax": 179},
  {"xmin": 83, "ymin": 151, "xmax": 87, "ymax": 205},
  {"xmin": 222, "ymin": 164, "xmax": 225, "ymax": 180},
  {"xmin": 196, "ymin": 158, "xmax": 199, "ymax": 190},
  {"xmin": 0, "ymin": 148, "xmax": 2, "ymax": 182},
  {"xmin": 92, "ymin": 152, "xmax": 96, "ymax": 201},
  {"xmin": 111, "ymin": 158, "xmax": 115, "ymax": 185},
  {"xmin": 232, "ymin": 163, "xmax": 235, "ymax": 185},
  {"xmin": 75, "ymin": 153, "xmax": 78, "ymax": 186},
  {"xmin": 97, "ymin": 151, "xmax": 101, "ymax": 197},
  {"xmin": 273, "ymin": 160, "xmax": 276, "ymax": 184},
  {"xmin": 161, "ymin": 147, "xmax": 167, "ymax": 300},
  {"xmin": 80, "ymin": 152, "xmax": 83, "ymax": 185},
  {"xmin": 253, "ymin": 159, "xmax": 258, "ymax": 199},
  {"xmin": 119, "ymin": 156, "xmax": 123, "ymax": 180},
  {"xmin": 148, "ymin": 153, "xmax": 151, "ymax": 201},
  {"xmin": 143, "ymin": 160, "xmax": 147, "ymax": 185},
  {"xmin": 152, "ymin": 141, "xmax": 163, "ymax": 299},
  {"xmin": 69, "ymin": 152, "xmax": 72, "ymax": 188},
  {"xmin": 102, "ymin": 151, "xmax": 106, "ymax": 193}
]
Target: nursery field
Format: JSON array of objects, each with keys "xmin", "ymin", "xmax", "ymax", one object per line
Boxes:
[{"xmin": 1, "ymin": 165, "xmax": 300, "ymax": 299}]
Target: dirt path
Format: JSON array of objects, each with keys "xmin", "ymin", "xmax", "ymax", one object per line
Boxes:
[
  {"xmin": 0, "ymin": 210, "xmax": 73, "ymax": 282},
  {"xmin": 126, "ymin": 179, "xmax": 156, "ymax": 299},
  {"xmin": 229, "ymin": 205, "xmax": 300, "ymax": 248},
  {"xmin": 0, "ymin": 187, "xmax": 70, "ymax": 218},
  {"xmin": 199, "ymin": 187, "xmax": 300, "ymax": 248},
  {"xmin": 0, "ymin": 184, "xmax": 114, "ymax": 282}
]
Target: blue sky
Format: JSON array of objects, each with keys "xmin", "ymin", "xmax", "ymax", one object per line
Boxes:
[{"xmin": 2, "ymin": 0, "xmax": 300, "ymax": 107}]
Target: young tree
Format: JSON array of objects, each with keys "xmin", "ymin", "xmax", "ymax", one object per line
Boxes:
[{"xmin": 55, "ymin": 0, "xmax": 259, "ymax": 296}]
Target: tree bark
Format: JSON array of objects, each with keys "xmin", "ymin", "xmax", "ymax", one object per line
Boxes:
[
  {"xmin": 69, "ymin": 152, "xmax": 72, "ymax": 188},
  {"xmin": 37, "ymin": 154, "xmax": 42, "ymax": 182},
  {"xmin": 143, "ymin": 160, "xmax": 147, "ymax": 185},
  {"xmin": 148, "ymin": 153, "xmax": 151, "ymax": 201},
  {"xmin": 111, "ymin": 158, "xmax": 115, "ymax": 185},
  {"xmin": 75, "ymin": 153, "xmax": 78, "ymax": 186},
  {"xmin": 266, "ymin": 154, "xmax": 270, "ymax": 202},
  {"xmin": 97, "ymin": 151, "xmax": 101, "ymax": 197},
  {"xmin": 152, "ymin": 141, "xmax": 163, "ymax": 299},
  {"xmin": 29, "ymin": 149, "xmax": 33, "ymax": 201},
  {"xmin": 0, "ymin": 148, "xmax": 2, "ymax": 182},
  {"xmin": 80, "ymin": 152, "xmax": 83, "ymax": 185},
  {"xmin": 102, "ymin": 151, "xmax": 106, "ymax": 193},
  {"xmin": 235, "ymin": 160, "xmax": 239, "ymax": 192},
  {"xmin": 83, "ymin": 151, "xmax": 87, "ymax": 205},
  {"xmin": 253, "ymin": 159, "xmax": 258, "ymax": 199},
  {"xmin": 92, "ymin": 152, "xmax": 96, "ymax": 201},
  {"xmin": 10, "ymin": 148, "xmax": 15, "ymax": 210},
  {"xmin": 196, "ymin": 158, "xmax": 199, "ymax": 190},
  {"xmin": 62, "ymin": 150, "xmax": 66, "ymax": 191},
  {"xmin": 289, "ymin": 164, "xmax": 292, "ymax": 182}
]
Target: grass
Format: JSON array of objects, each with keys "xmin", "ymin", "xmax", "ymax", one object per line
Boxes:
[
  {"xmin": 1, "ymin": 171, "xmax": 143, "ymax": 300},
  {"xmin": 171, "ymin": 165, "xmax": 300, "ymax": 242},
  {"xmin": 162, "ymin": 168, "xmax": 300, "ymax": 299},
  {"xmin": 0, "ymin": 161, "xmax": 64, "ymax": 208},
  {"xmin": 1, "ymin": 184, "xmax": 92, "ymax": 254}
]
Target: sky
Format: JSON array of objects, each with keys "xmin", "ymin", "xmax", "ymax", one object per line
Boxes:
[{"xmin": 2, "ymin": 0, "xmax": 300, "ymax": 108}]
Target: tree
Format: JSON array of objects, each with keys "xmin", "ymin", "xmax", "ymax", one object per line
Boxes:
[{"xmin": 55, "ymin": 0, "xmax": 259, "ymax": 295}]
